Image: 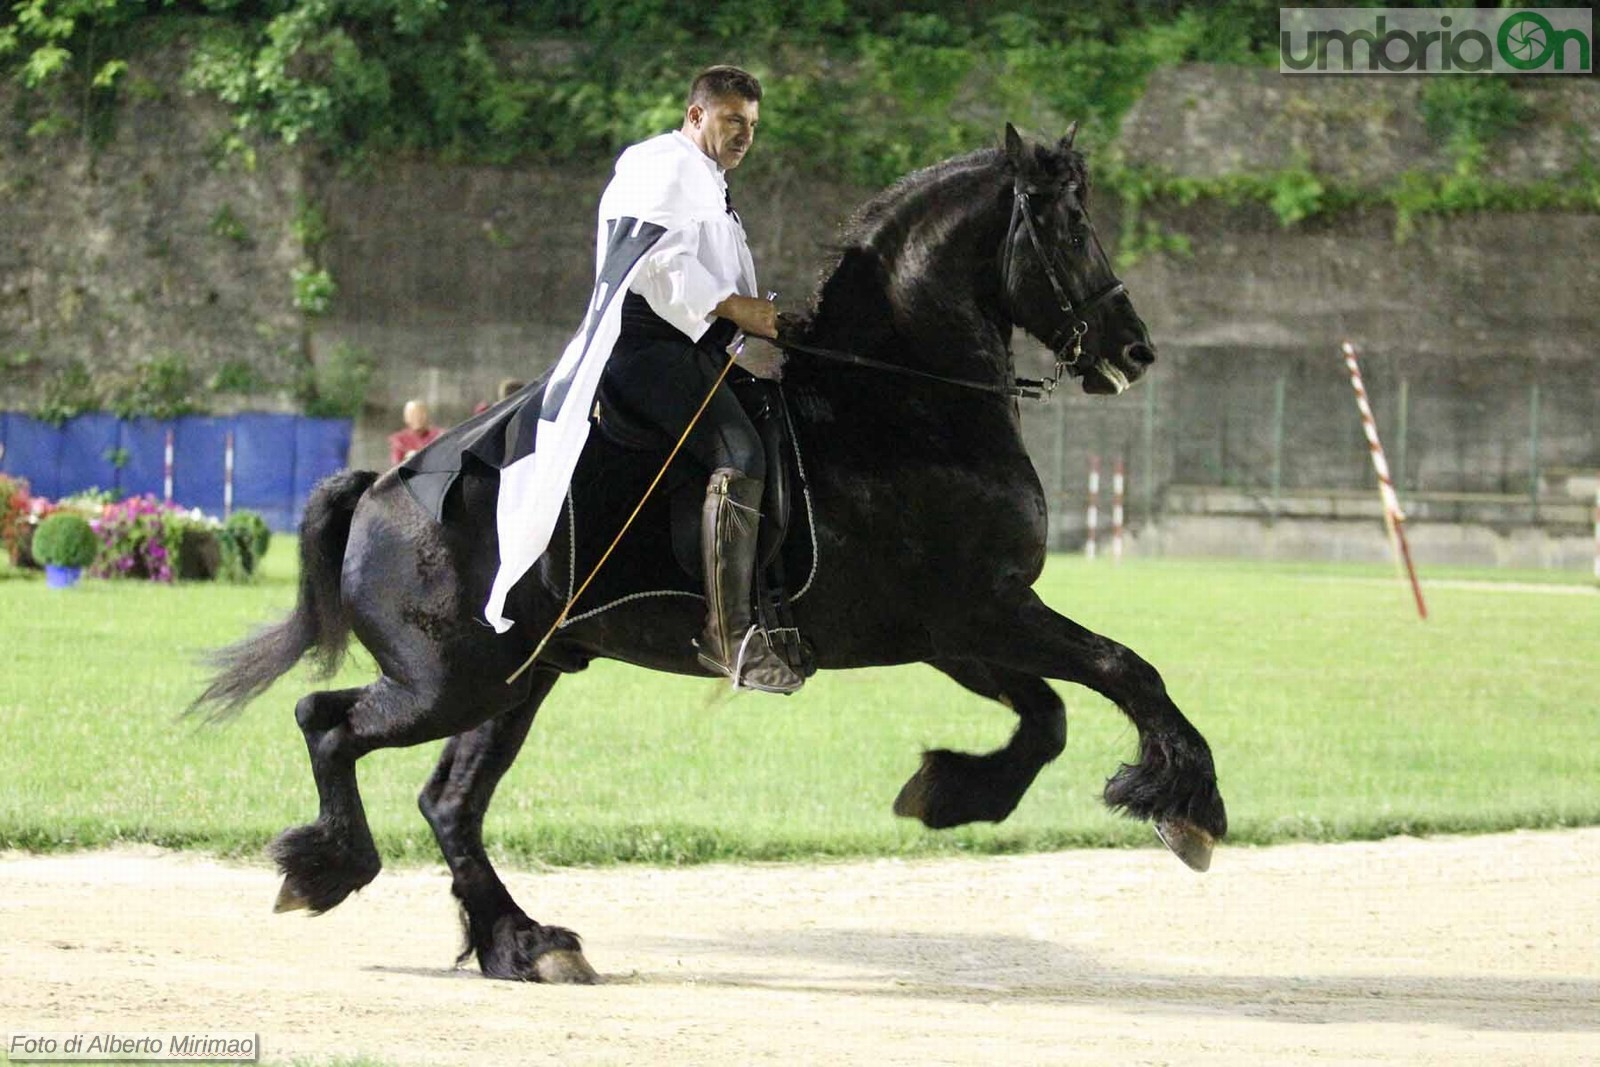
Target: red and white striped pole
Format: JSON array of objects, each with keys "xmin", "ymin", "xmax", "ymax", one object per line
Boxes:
[
  {"xmin": 1085, "ymin": 454, "xmax": 1101, "ymax": 560},
  {"xmin": 223, "ymin": 431, "xmax": 235, "ymax": 519},
  {"xmin": 1342, "ymin": 341, "xmax": 1426, "ymax": 620},
  {"xmin": 162, "ymin": 428, "xmax": 175, "ymax": 505},
  {"xmin": 1112, "ymin": 457, "xmax": 1126, "ymax": 564}
]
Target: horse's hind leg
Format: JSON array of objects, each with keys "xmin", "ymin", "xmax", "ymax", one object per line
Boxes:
[
  {"xmin": 893, "ymin": 660, "xmax": 1065, "ymax": 829},
  {"xmin": 418, "ymin": 667, "xmax": 597, "ymax": 984},
  {"xmin": 274, "ymin": 670, "xmax": 502, "ymax": 914},
  {"xmin": 270, "ymin": 686, "xmax": 383, "ymax": 913}
]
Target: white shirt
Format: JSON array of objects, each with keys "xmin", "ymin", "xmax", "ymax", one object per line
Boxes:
[{"xmin": 596, "ymin": 130, "xmax": 758, "ymax": 343}]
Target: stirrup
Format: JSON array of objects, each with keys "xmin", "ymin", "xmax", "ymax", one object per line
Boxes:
[{"xmin": 696, "ymin": 627, "xmax": 803, "ymax": 694}]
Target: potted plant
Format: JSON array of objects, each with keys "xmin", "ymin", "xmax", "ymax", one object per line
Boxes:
[{"xmin": 32, "ymin": 512, "xmax": 99, "ymax": 588}]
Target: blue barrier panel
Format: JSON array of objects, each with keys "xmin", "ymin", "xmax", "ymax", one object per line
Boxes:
[
  {"xmin": 233, "ymin": 413, "xmax": 298, "ymax": 531},
  {"xmin": 291, "ymin": 418, "xmax": 353, "ymax": 530},
  {"xmin": 117, "ymin": 419, "xmax": 172, "ymax": 501},
  {"xmin": 60, "ymin": 414, "xmax": 122, "ymax": 496},
  {"xmin": 172, "ymin": 416, "xmax": 231, "ymax": 517},
  {"xmin": 2, "ymin": 412, "xmax": 351, "ymax": 528},
  {"xmin": 0, "ymin": 414, "xmax": 63, "ymax": 500}
]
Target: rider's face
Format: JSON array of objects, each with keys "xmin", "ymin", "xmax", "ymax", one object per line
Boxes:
[{"xmin": 685, "ymin": 94, "xmax": 759, "ymax": 171}]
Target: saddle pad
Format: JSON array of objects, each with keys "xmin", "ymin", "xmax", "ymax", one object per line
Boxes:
[{"xmin": 398, "ymin": 376, "xmax": 818, "ymax": 628}]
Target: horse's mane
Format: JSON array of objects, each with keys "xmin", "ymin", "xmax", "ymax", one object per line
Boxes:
[
  {"xmin": 841, "ymin": 148, "xmax": 1001, "ymax": 250},
  {"xmin": 792, "ymin": 139, "xmax": 1088, "ymax": 347}
]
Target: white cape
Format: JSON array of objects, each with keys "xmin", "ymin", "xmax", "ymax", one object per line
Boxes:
[{"xmin": 482, "ymin": 217, "xmax": 666, "ymax": 633}]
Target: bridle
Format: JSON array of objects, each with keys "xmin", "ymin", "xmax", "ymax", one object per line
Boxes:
[
  {"xmin": 1002, "ymin": 184, "xmax": 1128, "ymax": 397},
  {"xmin": 777, "ymin": 180, "xmax": 1130, "ymax": 402}
]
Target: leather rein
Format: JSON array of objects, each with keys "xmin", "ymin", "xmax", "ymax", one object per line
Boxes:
[{"xmin": 776, "ymin": 186, "xmax": 1127, "ymax": 402}]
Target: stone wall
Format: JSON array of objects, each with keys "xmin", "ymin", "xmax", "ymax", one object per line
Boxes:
[
  {"xmin": 2, "ymin": 57, "xmax": 1596, "ymax": 566},
  {"xmin": 0, "ymin": 51, "xmax": 308, "ymax": 410}
]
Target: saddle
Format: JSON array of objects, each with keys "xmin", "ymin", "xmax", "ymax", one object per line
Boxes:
[
  {"xmin": 398, "ymin": 367, "xmax": 816, "ymax": 675},
  {"xmin": 592, "ymin": 367, "xmax": 814, "ymax": 675},
  {"xmin": 591, "ymin": 368, "xmax": 790, "ymax": 579}
]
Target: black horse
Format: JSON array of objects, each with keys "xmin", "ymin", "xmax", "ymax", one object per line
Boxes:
[{"xmin": 195, "ymin": 124, "xmax": 1226, "ymax": 984}]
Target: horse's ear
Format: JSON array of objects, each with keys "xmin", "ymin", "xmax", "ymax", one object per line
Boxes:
[
  {"xmin": 1059, "ymin": 120, "xmax": 1080, "ymax": 151},
  {"xmin": 1004, "ymin": 122, "xmax": 1025, "ymax": 166}
]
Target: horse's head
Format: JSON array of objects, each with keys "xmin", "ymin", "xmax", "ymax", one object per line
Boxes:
[{"xmin": 1000, "ymin": 123, "xmax": 1154, "ymax": 395}]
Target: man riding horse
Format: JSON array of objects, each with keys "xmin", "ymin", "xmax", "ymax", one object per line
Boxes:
[{"xmin": 542, "ymin": 65, "xmax": 801, "ymax": 694}]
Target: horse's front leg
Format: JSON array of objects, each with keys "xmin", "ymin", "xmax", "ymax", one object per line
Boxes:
[
  {"xmin": 941, "ymin": 588, "xmax": 1227, "ymax": 871},
  {"xmin": 893, "ymin": 659, "xmax": 1065, "ymax": 829}
]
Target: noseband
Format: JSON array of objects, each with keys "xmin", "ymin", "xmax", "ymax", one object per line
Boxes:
[{"xmin": 1003, "ymin": 187, "xmax": 1127, "ymax": 396}]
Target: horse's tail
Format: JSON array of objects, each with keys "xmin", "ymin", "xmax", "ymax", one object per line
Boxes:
[{"xmin": 191, "ymin": 468, "xmax": 379, "ymax": 721}]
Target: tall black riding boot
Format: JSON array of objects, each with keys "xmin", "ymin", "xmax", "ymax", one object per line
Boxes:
[{"xmin": 696, "ymin": 468, "xmax": 804, "ymax": 694}]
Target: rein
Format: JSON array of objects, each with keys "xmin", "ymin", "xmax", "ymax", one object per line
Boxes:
[
  {"xmin": 776, "ymin": 187, "xmax": 1129, "ymax": 404},
  {"xmin": 776, "ymin": 337, "xmax": 1050, "ymax": 401}
]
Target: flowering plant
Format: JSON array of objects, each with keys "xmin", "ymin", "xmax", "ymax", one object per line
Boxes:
[
  {"xmin": 91, "ymin": 495, "xmax": 184, "ymax": 582},
  {"xmin": 0, "ymin": 474, "xmax": 30, "ymax": 563}
]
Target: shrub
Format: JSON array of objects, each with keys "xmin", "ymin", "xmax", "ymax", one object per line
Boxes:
[
  {"xmin": 223, "ymin": 510, "xmax": 272, "ymax": 574},
  {"xmin": 176, "ymin": 523, "xmax": 224, "ymax": 581},
  {"xmin": 32, "ymin": 512, "xmax": 100, "ymax": 569}
]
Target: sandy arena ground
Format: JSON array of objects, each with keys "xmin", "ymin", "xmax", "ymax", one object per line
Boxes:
[{"xmin": 2, "ymin": 830, "xmax": 1597, "ymax": 1065}]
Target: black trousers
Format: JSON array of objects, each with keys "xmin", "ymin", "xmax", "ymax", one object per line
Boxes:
[{"xmin": 603, "ymin": 300, "xmax": 764, "ymax": 482}]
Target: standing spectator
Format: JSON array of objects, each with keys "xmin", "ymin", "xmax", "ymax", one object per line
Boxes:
[
  {"xmin": 388, "ymin": 399, "xmax": 442, "ymax": 464},
  {"xmin": 473, "ymin": 378, "xmax": 529, "ymax": 415}
]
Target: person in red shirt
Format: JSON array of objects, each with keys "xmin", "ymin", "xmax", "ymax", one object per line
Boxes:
[{"xmin": 388, "ymin": 399, "xmax": 442, "ymax": 465}]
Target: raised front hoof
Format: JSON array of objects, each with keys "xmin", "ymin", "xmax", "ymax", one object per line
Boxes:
[
  {"xmin": 267, "ymin": 823, "xmax": 381, "ymax": 915},
  {"xmin": 1155, "ymin": 816, "xmax": 1215, "ymax": 873},
  {"xmin": 478, "ymin": 917, "xmax": 598, "ymax": 984},
  {"xmin": 892, "ymin": 749, "xmax": 1018, "ymax": 830}
]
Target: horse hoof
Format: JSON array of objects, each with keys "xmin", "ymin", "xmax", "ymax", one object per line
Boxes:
[
  {"xmin": 1155, "ymin": 816, "xmax": 1214, "ymax": 873},
  {"xmin": 273, "ymin": 879, "xmax": 311, "ymax": 913},
  {"xmin": 534, "ymin": 949, "xmax": 600, "ymax": 985},
  {"xmin": 892, "ymin": 767, "xmax": 932, "ymax": 823}
]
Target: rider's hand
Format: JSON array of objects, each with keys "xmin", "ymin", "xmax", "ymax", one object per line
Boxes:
[{"xmin": 712, "ymin": 294, "xmax": 778, "ymax": 339}]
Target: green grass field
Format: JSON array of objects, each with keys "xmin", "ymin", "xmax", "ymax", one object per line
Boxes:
[{"xmin": 1, "ymin": 542, "xmax": 1596, "ymax": 866}]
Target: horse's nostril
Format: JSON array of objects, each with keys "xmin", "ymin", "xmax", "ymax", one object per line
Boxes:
[{"xmin": 1124, "ymin": 342, "xmax": 1156, "ymax": 366}]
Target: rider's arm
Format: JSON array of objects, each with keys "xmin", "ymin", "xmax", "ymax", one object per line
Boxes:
[{"xmin": 631, "ymin": 224, "xmax": 735, "ymax": 342}]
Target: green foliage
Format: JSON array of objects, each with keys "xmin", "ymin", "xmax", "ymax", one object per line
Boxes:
[
  {"xmin": 291, "ymin": 197, "xmax": 328, "ymax": 250},
  {"xmin": 209, "ymin": 359, "xmax": 267, "ymax": 394},
  {"xmin": 31, "ymin": 511, "xmax": 97, "ymax": 568},
  {"xmin": 1420, "ymin": 78, "xmax": 1530, "ymax": 163},
  {"xmin": 291, "ymin": 265, "xmax": 336, "ymax": 315},
  {"xmin": 298, "ymin": 341, "xmax": 373, "ymax": 418},
  {"xmin": 1100, "ymin": 153, "xmax": 1600, "ymax": 254},
  {"xmin": 37, "ymin": 354, "xmax": 212, "ymax": 423},
  {"xmin": 35, "ymin": 360, "xmax": 101, "ymax": 425},
  {"xmin": 223, "ymin": 509, "xmax": 272, "ymax": 574},
  {"xmin": 108, "ymin": 353, "xmax": 206, "ymax": 420},
  {"xmin": 209, "ymin": 203, "xmax": 252, "ymax": 245}
]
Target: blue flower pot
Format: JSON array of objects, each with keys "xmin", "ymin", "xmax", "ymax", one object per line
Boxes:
[{"xmin": 44, "ymin": 564, "xmax": 82, "ymax": 589}]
